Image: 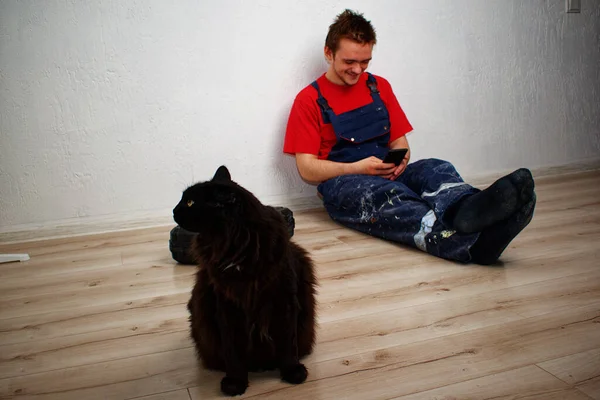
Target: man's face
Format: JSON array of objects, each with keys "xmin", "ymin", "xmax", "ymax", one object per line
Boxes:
[{"xmin": 325, "ymin": 38, "xmax": 373, "ymax": 86}]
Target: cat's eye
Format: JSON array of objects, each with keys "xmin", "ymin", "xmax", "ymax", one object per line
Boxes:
[{"xmin": 187, "ymin": 200, "xmax": 194, "ymax": 207}]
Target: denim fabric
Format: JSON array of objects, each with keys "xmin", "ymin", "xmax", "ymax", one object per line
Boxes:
[{"xmin": 318, "ymin": 159, "xmax": 481, "ymax": 262}]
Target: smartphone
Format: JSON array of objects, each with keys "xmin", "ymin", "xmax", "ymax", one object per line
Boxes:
[{"xmin": 382, "ymin": 148, "xmax": 408, "ymax": 166}]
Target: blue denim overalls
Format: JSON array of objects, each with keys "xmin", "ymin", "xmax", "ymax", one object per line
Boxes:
[{"xmin": 314, "ymin": 73, "xmax": 481, "ymax": 262}]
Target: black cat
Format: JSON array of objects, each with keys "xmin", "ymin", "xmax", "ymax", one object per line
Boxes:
[{"xmin": 173, "ymin": 165, "xmax": 317, "ymax": 396}]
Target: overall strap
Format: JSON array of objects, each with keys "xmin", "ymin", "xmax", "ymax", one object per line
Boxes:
[
  {"xmin": 366, "ymin": 72, "xmax": 383, "ymax": 103},
  {"xmin": 311, "ymin": 81, "xmax": 332, "ymax": 123}
]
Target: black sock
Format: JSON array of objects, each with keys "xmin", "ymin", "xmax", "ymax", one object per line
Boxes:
[
  {"xmin": 470, "ymin": 193, "xmax": 536, "ymax": 265},
  {"xmin": 452, "ymin": 168, "xmax": 534, "ymax": 234}
]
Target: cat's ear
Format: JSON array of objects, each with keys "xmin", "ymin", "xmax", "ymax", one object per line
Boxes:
[{"xmin": 212, "ymin": 165, "xmax": 231, "ymax": 183}]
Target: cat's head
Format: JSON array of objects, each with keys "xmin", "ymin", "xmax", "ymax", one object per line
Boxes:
[{"xmin": 172, "ymin": 165, "xmax": 256, "ymax": 234}]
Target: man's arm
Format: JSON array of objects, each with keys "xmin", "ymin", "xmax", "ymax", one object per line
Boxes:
[{"xmin": 295, "ymin": 153, "xmax": 396, "ymax": 184}]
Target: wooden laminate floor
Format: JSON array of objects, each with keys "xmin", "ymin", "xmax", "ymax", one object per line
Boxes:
[{"xmin": 0, "ymin": 170, "xmax": 599, "ymax": 400}]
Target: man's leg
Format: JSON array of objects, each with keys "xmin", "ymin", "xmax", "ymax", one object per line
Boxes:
[
  {"xmin": 396, "ymin": 158, "xmax": 480, "ymax": 228},
  {"xmin": 399, "ymin": 158, "xmax": 536, "ymax": 264},
  {"xmin": 317, "ymin": 174, "xmax": 480, "ymax": 263}
]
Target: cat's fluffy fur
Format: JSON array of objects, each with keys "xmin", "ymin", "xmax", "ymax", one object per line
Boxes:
[{"xmin": 173, "ymin": 166, "xmax": 317, "ymax": 396}]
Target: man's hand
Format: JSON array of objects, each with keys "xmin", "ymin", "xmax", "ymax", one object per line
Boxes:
[
  {"xmin": 389, "ymin": 156, "xmax": 409, "ymax": 180},
  {"xmin": 355, "ymin": 156, "xmax": 396, "ymax": 178}
]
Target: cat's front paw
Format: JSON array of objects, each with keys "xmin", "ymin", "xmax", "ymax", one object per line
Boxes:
[
  {"xmin": 220, "ymin": 376, "xmax": 248, "ymax": 396},
  {"xmin": 280, "ymin": 363, "xmax": 308, "ymax": 384}
]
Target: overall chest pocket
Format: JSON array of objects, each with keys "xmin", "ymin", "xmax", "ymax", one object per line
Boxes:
[{"xmin": 332, "ymin": 103, "xmax": 390, "ymax": 144}]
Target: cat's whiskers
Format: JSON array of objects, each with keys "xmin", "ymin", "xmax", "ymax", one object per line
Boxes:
[
  {"xmin": 222, "ymin": 263, "xmax": 241, "ymax": 272},
  {"xmin": 223, "ymin": 263, "xmax": 235, "ymax": 271}
]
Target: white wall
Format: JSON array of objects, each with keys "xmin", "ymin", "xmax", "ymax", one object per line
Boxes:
[{"xmin": 1, "ymin": 0, "xmax": 599, "ymax": 235}]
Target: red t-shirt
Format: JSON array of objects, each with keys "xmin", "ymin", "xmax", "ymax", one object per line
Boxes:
[{"xmin": 283, "ymin": 72, "xmax": 413, "ymax": 160}]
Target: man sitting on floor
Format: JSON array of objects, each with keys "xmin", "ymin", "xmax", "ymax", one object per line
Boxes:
[{"xmin": 283, "ymin": 9, "xmax": 536, "ymax": 264}]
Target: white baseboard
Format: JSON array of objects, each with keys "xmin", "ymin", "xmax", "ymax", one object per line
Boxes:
[
  {"xmin": 467, "ymin": 158, "xmax": 600, "ymax": 187},
  {"xmin": 1, "ymin": 159, "xmax": 598, "ymax": 245},
  {"xmin": 0, "ymin": 192, "xmax": 324, "ymax": 245},
  {"xmin": 0, "ymin": 210, "xmax": 176, "ymax": 245}
]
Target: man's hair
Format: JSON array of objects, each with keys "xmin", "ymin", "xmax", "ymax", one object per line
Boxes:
[{"xmin": 325, "ymin": 9, "xmax": 377, "ymax": 54}]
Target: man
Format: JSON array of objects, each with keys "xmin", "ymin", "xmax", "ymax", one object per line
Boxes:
[{"xmin": 283, "ymin": 9, "xmax": 536, "ymax": 264}]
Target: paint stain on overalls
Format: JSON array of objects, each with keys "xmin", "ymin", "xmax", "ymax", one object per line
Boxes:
[{"xmin": 314, "ymin": 73, "xmax": 481, "ymax": 263}]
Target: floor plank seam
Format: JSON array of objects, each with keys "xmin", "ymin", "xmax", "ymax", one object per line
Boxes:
[
  {"xmin": 0, "ymin": 342, "xmax": 196, "ymax": 383},
  {"xmin": 0, "ymin": 299, "xmax": 190, "ymax": 330},
  {"xmin": 375, "ymin": 365, "xmax": 580, "ymax": 400},
  {"xmin": 123, "ymin": 387, "xmax": 192, "ymax": 400},
  {"xmin": 315, "ymin": 271, "xmax": 600, "ymax": 327}
]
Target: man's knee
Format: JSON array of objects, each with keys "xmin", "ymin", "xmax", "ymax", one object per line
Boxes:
[
  {"xmin": 411, "ymin": 158, "xmax": 451, "ymax": 167},
  {"xmin": 410, "ymin": 158, "xmax": 457, "ymax": 173}
]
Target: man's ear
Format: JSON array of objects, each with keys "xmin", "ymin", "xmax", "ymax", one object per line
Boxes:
[
  {"xmin": 324, "ymin": 46, "xmax": 334, "ymax": 64},
  {"xmin": 212, "ymin": 165, "xmax": 231, "ymax": 183}
]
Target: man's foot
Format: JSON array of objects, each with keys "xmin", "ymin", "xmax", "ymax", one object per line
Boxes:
[
  {"xmin": 470, "ymin": 193, "xmax": 536, "ymax": 265},
  {"xmin": 452, "ymin": 168, "xmax": 534, "ymax": 234}
]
